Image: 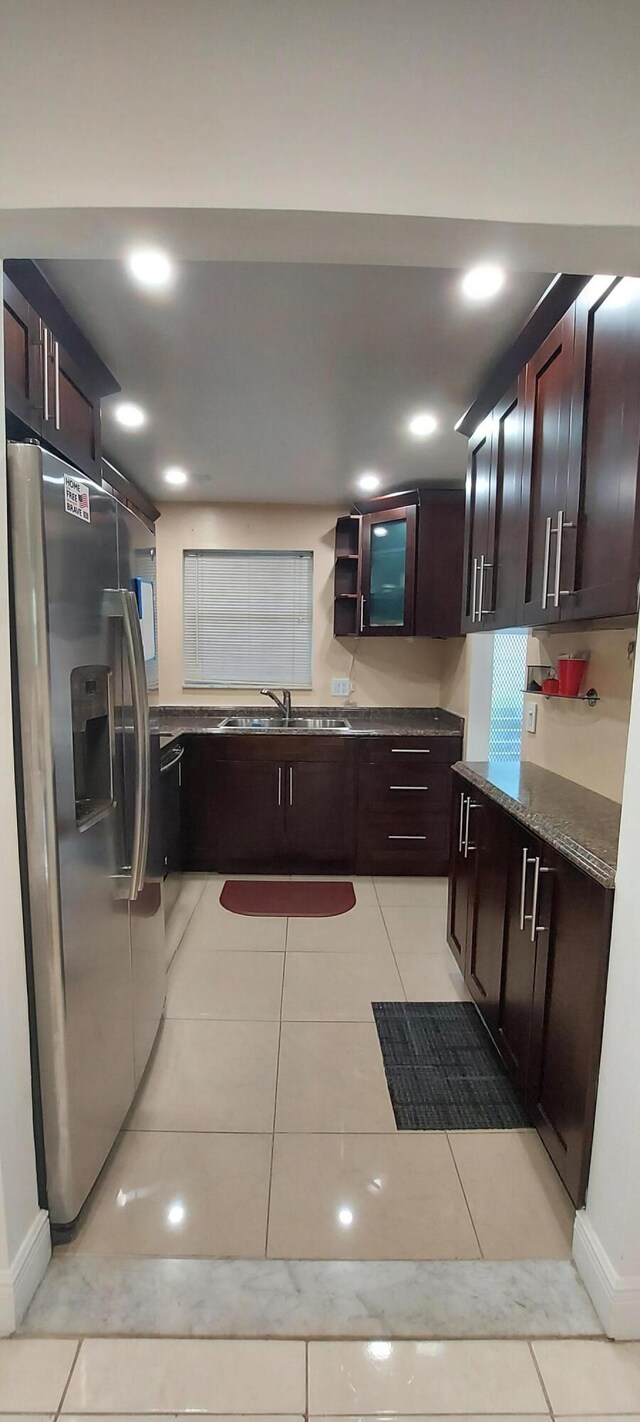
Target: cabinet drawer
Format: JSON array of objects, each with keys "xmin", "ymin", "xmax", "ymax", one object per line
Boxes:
[
  {"xmin": 358, "ymin": 735, "xmax": 462, "ymax": 766},
  {"xmin": 359, "ymin": 763, "xmax": 452, "ymax": 814},
  {"xmin": 198, "ymin": 733, "xmax": 352, "ymax": 763},
  {"xmin": 357, "ymin": 809, "xmax": 450, "ymax": 875}
]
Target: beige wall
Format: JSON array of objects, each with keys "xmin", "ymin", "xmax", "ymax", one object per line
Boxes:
[
  {"xmin": 155, "ymin": 501, "xmax": 449, "ymax": 708},
  {"xmin": 440, "ymin": 638, "xmax": 469, "ymax": 723},
  {"xmin": 521, "ymin": 627, "xmax": 635, "ymax": 803}
]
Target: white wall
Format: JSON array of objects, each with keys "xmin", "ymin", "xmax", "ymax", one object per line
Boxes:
[
  {"xmin": 0, "ymin": 289, "xmax": 50, "ymax": 1334},
  {"xmin": 573, "ymin": 639, "xmax": 640, "ymax": 1336},
  {"xmin": 1, "ymin": 0, "xmax": 640, "ymax": 227}
]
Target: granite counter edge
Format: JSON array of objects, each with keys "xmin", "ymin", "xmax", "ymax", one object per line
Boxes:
[{"xmin": 453, "ymin": 762, "xmax": 616, "ymax": 890}]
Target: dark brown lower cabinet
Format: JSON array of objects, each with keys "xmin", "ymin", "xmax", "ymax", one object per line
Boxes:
[
  {"xmin": 497, "ymin": 828, "xmax": 542, "ymax": 1096},
  {"xmin": 357, "ymin": 734, "xmax": 462, "ymax": 874},
  {"xmin": 446, "ymin": 780, "xmax": 477, "ymax": 972},
  {"xmin": 181, "ymin": 734, "xmax": 355, "ymax": 873},
  {"xmin": 447, "ymin": 771, "xmax": 613, "ymax": 1206},
  {"xmin": 527, "ymin": 843, "xmax": 613, "ymax": 1206},
  {"xmin": 466, "ymin": 797, "xmax": 510, "ymax": 1038}
]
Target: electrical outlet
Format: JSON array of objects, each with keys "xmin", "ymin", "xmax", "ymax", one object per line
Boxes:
[
  {"xmin": 525, "ymin": 702, "xmax": 537, "ymax": 734},
  {"xmin": 331, "ymin": 677, "xmax": 352, "ymax": 697}
]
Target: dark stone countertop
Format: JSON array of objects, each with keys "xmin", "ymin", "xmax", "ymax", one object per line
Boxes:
[
  {"xmin": 454, "ymin": 759, "xmax": 620, "ymax": 889},
  {"xmin": 155, "ymin": 705, "xmax": 464, "ymax": 749}
]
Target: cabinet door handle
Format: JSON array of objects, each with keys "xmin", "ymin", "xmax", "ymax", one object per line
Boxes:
[
  {"xmin": 391, "ymin": 747, "xmax": 430, "ymax": 754},
  {"xmin": 531, "ymin": 861, "xmax": 552, "ymax": 938},
  {"xmin": 277, "ymin": 766, "xmax": 282, "ymax": 807},
  {"xmin": 42, "ymin": 324, "xmax": 49, "ymax": 422},
  {"xmin": 359, "ymin": 594, "xmax": 365, "ymax": 633},
  {"xmin": 519, "ymin": 847, "xmax": 537, "ymax": 930},
  {"xmin": 390, "ymin": 784, "xmax": 429, "ymax": 791},
  {"xmin": 553, "ymin": 508, "xmax": 575, "ymax": 607},
  {"xmin": 541, "ymin": 516, "xmax": 553, "ymax": 609},
  {"xmin": 479, "ymin": 557, "xmax": 493, "ymax": 618},
  {"xmin": 458, "ymin": 791, "xmax": 467, "ymax": 853},
  {"xmin": 388, "ymin": 834, "xmax": 427, "ymax": 840},
  {"xmin": 477, "ymin": 554, "xmax": 485, "ymax": 622},
  {"xmin": 464, "ymin": 799, "xmax": 480, "ymax": 856},
  {"xmin": 288, "ymin": 765, "xmax": 293, "ymax": 807},
  {"xmin": 54, "ymin": 340, "xmax": 61, "ymax": 430},
  {"xmin": 471, "ymin": 557, "xmax": 479, "ymax": 623}
]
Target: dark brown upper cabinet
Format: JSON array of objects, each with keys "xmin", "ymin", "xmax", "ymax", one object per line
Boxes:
[
  {"xmin": 559, "ymin": 275, "xmax": 640, "ymax": 622},
  {"xmin": 461, "ymin": 378, "xmax": 525, "ymax": 633},
  {"xmin": 519, "ymin": 309, "xmax": 576, "ymax": 628},
  {"xmin": 462, "ymin": 273, "xmax": 640, "ymax": 632},
  {"xmin": 3, "ymin": 275, "xmax": 43, "ymax": 430},
  {"xmin": 3, "ymin": 261, "xmax": 118, "ymax": 479},
  {"xmin": 360, "ymin": 503, "xmax": 418, "ymax": 636},
  {"xmin": 461, "ymin": 418, "xmax": 493, "ymax": 632},
  {"xmin": 333, "ymin": 488, "xmax": 464, "ymax": 639}
]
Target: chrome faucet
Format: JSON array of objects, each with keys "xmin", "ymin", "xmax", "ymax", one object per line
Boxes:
[{"xmin": 261, "ymin": 688, "xmax": 292, "ymax": 724}]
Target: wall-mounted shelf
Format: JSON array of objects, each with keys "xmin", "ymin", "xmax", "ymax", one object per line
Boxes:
[
  {"xmin": 524, "ymin": 664, "xmax": 599, "ymax": 708},
  {"xmin": 333, "ymin": 515, "xmax": 362, "ymax": 635}
]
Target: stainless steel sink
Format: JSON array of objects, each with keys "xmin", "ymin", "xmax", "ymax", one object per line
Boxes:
[
  {"xmin": 219, "ymin": 715, "xmax": 282, "ymax": 729},
  {"xmin": 289, "ymin": 716, "xmax": 351, "ymax": 730},
  {"xmin": 218, "ymin": 714, "xmax": 351, "ymax": 731}
]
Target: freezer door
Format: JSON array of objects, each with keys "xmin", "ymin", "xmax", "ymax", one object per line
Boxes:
[
  {"xmin": 117, "ymin": 503, "xmax": 166, "ymax": 1086},
  {"xmin": 9, "ymin": 444, "xmax": 136, "ymax": 1230}
]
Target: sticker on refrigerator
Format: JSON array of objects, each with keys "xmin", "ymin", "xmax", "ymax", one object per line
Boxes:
[{"xmin": 64, "ymin": 474, "xmax": 91, "ymax": 523}]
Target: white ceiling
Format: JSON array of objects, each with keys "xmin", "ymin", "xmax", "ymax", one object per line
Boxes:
[{"xmin": 41, "ymin": 259, "xmax": 551, "ymax": 504}]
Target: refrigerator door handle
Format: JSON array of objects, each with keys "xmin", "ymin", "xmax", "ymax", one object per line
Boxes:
[{"xmin": 104, "ymin": 588, "xmax": 150, "ymax": 899}]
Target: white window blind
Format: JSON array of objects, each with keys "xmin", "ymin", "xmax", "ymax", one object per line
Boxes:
[{"xmin": 183, "ymin": 549, "xmax": 313, "ymax": 688}]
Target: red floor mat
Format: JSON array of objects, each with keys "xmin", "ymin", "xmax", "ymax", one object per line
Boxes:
[{"xmin": 219, "ymin": 879, "xmax": 356, "ymax": 917}]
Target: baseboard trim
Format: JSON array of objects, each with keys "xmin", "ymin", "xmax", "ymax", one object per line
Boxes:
[
  {"xmin": 574, "ymin": 1209, "xmax": 640, "ymax": 1339},
  {"xmin": 0, "ymin": 1209, "xmax": 50, "ymax": 1336}
]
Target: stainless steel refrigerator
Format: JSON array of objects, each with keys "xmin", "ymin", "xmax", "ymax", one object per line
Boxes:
[{"xmin": 8, "ymin": 442, "xmax": 165, "ymax": 1237}]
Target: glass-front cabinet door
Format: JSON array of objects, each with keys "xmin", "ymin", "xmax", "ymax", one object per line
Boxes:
[{"xmin": 360, "ymin": 504, "xmax": 417, "ymax": 635}]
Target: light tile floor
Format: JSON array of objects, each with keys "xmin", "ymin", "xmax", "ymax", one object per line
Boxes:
[
  {"xmin": 57, "ymin": 875, "xmax": 575, "ymax": 1261},
  {"xmin": 2, "ymin": 1336, "xmax": 640, "ymax": 1417}
]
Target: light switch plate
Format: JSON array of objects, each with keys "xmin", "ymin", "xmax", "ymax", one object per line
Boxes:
[
  {"xmin": 525, "ymin": 702, "xmax": 537, "ymax": 734},
  {"xmin": 331, "ymin": 677, "xmax": 352, "ymax": 697}
]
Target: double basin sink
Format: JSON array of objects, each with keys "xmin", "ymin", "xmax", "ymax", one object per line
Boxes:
[{"xmin": 219, "ymin": 714, "xmax": 350, "ymax": 731}]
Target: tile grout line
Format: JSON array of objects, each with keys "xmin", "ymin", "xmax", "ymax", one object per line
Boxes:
[
  {"xmin": 375, "ymin": 886, "xmax": 409, "ymax": 1003},
  {"xmin": 528, "ymin": 1337, "xmax": 557, "ymax": 1420},
  {"xmin": 264, "ymin": 913, "xmax": 289, "ymax": 1258},
  {"xmin": 444, "ymin": 1129, "xmax": 485, "ymax": 1260},
  {"xmin": 52, "ymin": 1337, "xmax": 82, "ymax": 1421}
]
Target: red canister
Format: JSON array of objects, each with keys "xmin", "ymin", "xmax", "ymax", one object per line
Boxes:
[{"xmin": 557, "ymin": 655, "xmax": 589, "ymax": 698}]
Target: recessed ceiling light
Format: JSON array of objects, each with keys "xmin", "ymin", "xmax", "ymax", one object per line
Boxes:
[
  {"xmin": 126, "ymin": 247, "xmax": 174, "ymax": 289},
  {"xmin": 461, "ymin": 263, "xmax": 505, "ymax": 302},
  {"xmin": 408, "ymin": 411, "xmax": 438, "ymax": 438},
  {"xmin": 164, "ymin": 465, "xmax": 188, "ymax": 486},
  {"xmin": 114, "ymin": 401, "xmax": 146, "ymax": 430},
  {"xmin": 358, "ymin": 471, "xmax": 381, "ymax": 492}
]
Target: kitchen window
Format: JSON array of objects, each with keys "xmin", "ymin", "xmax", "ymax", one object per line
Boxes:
[
  {"xmin": 183, "ymin": 548, "xmax": 313, "ymax": 688},
  {"xmin": 488, "ymin": 629, "xmax": 528, "ymax": 760}
]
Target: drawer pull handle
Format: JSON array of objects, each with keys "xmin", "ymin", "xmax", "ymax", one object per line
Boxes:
[
  {"xmin": 391, "ymin": 748, "xmax": 431, "ymax": 754},
  {"xmin": 390, "ymin": 784, "xmax": 429, "ymax": 791},
  {"xmin": 388, "ymin": 834, "xmax": 427, "ymax": 840}
]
